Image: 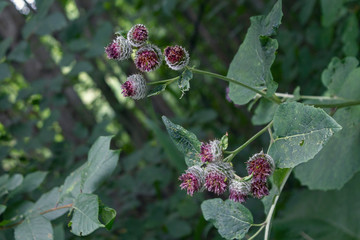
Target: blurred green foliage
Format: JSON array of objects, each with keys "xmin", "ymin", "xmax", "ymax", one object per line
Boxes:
[{"xmin": 1, "ymin": 0, "xmax": 360, "ymax": 239}]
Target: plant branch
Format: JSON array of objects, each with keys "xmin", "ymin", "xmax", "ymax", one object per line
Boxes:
[
  {"xmin": 147, "ymin": 76, "xmax": 179, "ymax": 85},
  {"xmin": 310, "ymin": 100, "xmax": 360, "ymax": 109},
  {"xmin": 0, "ymin": 204, "xmax": 73, "ymax": 230},
  {"xmin": 248, "ymin": 225, "xmax": 265, "ymax": 240},
  {"xmin": 224, "ymin": 121, "xmax": 273, "ymax": 162},
  {"xmin": 264, "ymin": 168, "xmax": 292, "ymax": 240},
  {"xmin": 275, "ymin": 93, "xmax": 346, "ymax": 101},
  {"xmin": 190, "ymin": 68, "xmax": 281, "ymax": 104}
]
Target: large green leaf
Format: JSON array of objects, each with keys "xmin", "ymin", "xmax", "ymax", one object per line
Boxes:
[
  {"xmin": 321, "ymin": 57, "xmax": 358, "ymax": 95},
  {"xmin": 162, "ymin": 116, "xmax": 201, "ymax": 167},
  {"xmin": 0, "ymin": 174, "xmax": 23, "ymax": 198},
  {"xmin": 70, "ymin": 193, "xmax": 104, "ymax": 236},
  {"xmin": 201, "ymin": 198, "xmax": 253, "ymax": 240},
  {"xmin": 320, "ymin": 0, "xmax": 346, "ymax": 27},
  {"xmin": 59, "ymin": 136, "xmax": 119, "ymax": 202},
  {"xmin": 80, "ymin": 136, "xmax": 119, "ymax": 193},
  {"xmin": 14, "ymin": 215, "xmax": 53, "ymax": 240},
  {"xmin": 268, "ymin": 102, "xmax": 342, "ymax": 168},
  {"xmin": 227, "ymin": 0, "xmax": 282, "ymax": 105},
  {"xmin": 294, "ymin": 106, "xmax": 360, "ymax": 190},
  {"xmin": 273, "ymin": 172, "xmax": 360, "ymax": 239}
]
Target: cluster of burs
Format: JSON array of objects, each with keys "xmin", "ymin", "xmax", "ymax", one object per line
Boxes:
[
  {"xmin": 105, "ymin": 24, "xmax": 190, "ymax": 99},
  {"xmin": 180, "ymin": 139, "xmax": 275, "ymax": 203}
]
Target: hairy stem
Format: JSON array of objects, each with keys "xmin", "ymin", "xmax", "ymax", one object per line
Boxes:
[
  {"xmin": 275, "ymin": 93, "xmax": 346, "ymax": 101},
  {"xmin": 310, "ymin": 100, "xmax": 360, "ymax": 109},
  {"xmin": 224, "ymin": 121, "xmax": 273, "ymax": 162},
  {"xmin": 190, "ymin": 68, "xmax": 281, "ymax": 104},
  {"xmin": 264, "ymin": 168, "xmax": 292, "ymax": 240},
  {"xmin": 147, "ymin": 76, "xmax": 179, "ymax": 85},
  {"xmin": 0, "ymin": 204, "xmax": 73, "ymax": 230}
]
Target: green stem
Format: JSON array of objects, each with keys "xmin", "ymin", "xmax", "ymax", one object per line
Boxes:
[
  {"xmin": 251, "ymin": 221, "xmax": 266, "ymax": 227},
  {"xmin": 224, "ymin": 121, "xmax": 273, "ymax": 162},
  {"xmin": 147, "ymin": 76, "xmax": 179, "ymax": 85},
  {"xmin": 248, "ymin": 225, "xmax": 265, "ymax": 240},
  {"xmin": 264, "ymin": 168, "xmax": 292, "ymax": 240},
  {"xmin": 275, "ymin": 93, "xmax": 346, "ymax": 101},
  {"xmin": 310, "ymin": 100, "xmax": 360, "ymax": 109},
  {"xmin": 190, "ymin": 68, "xmax": 281, "ymax": 104}
]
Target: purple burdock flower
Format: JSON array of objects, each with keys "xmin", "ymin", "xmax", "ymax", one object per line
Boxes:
[
  {"xmin": 179, "ymin": 165, "xmax": 204, "ymax": 196},
  {"xmin": 200, "ymin": 140, "xmax": 222, "ymax": 163},
  {"xmin": 134, "ymin": 44, "xmax": 162, "ymax": 72},
  {"xmin": 121, "ymin": 74, "xmax": 147, "ymax": 100},
  {"xmin": 229, "ymin": 179, "xmax": 251, "ymax": 203},
  {"xmin": 204, "ymin": 162, "xmax": 234, "ymax": 195},
  {"xmin": 105, "ymin": 36, "xmax": 132, "ymax": 61},
  {"xmin": 164, "ymin": 45, "xmax": 190, "ymax": 71},
  {"xmin": 247, "ymin": 151, "xmax": 275, "ymax": 182},
  {"xmin": 127, "ymin": 24, "xmax": 149, "ymax": 47},
  {"xmin": 251, "ymin": 180, "xmax": 269, "ymax": 199}
]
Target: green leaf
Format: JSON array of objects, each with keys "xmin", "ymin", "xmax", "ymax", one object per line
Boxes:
[
  {"xmin": 15, "ymin": 215, "xmax": 53, "ymax": 240},
  {"xmin": 227, "ymin": 0, "xmax": 282, "ymax": 105},
  {"xmin": 0, "ymin": 38, "xmax": 12, "ymax": 59},
  {"xmin": 294, "ymin": 106, "xmax": 360, "ymax": 190},
  {"xmin": 220, "ymin": 133, "xmax": 228, "ymax": 150},
  {"xmin": 273, "ymin": 172, "xmax": 360, "ymax": 239},
  {"xmin": 0, "ymin": 63, "xmax": 11, "ymax": 81},
  {"xmin": 268, "ymin": 102, "xmax": 342, "ymax": 168},
  {"xmin": 320, "ymin": 0, "xmax": 346, "ymax": 27},
  {"xmin": 0, "ymin": 174, "xmax": 23, "ymax": 198},
  {"xmin": 80, "ymin": 136, "xmax": 119, "ymax": 193},
  {"xmin": 37, "ymin": 12, "xmax": 67, "ymax": 36},
  {"xmin": 144, "ymin": 119, "xmax": 186, "ymax": 171},
  {"xmin": 7, "ymin": 41, "xmax": 31, "ymax": 63},
  {"xmin": 251, "ymin": 99, "xmax": 278, "ymax": 126},
  {"xmin": 147, "ymin": 84, "xmax": 167, "ymax": 97},
  {"xmin": 99, "ymin": 204, "xmax": 116, "ymax": 230},
  {"xmin": 162, "ymin": 116, "xmax": 201, "ymax": 167},
  {"xmin": 321, "ymin": 57, "xmax": 358, "ymax": 95},
  {"xmin": 0, "ymin": 205, "xmax": 6, "ymax": 215},
  {"xmin": 201, "ymin": 198, "xmax": 253, "ymax": 240},
  {"xmin": 70, "ymin": 193, "xmax": 104, "ymax": 236},
  {"xmin": 10, "ymin": 171, "xmax": 48, "ymax": 197},
  {"xmin": 342, "ymin": 13, "xmax": 359, "ymax": 57},
  {"xmin": 178, "ymin": 68, "xmax": 193, "ymax": 97}
]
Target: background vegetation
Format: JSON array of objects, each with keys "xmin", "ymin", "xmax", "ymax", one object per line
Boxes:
[{"xmin": 0, "ymin": 0, "xmax": 359, "ymax": 239}]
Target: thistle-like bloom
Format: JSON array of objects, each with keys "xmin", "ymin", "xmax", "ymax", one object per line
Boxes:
[
  {"xmin": 204, "ymin": 162, "xmax": 234, "ymax": 195},
  {"xmin": 121, "ymin": 74, "xmax": 147, "ymax": 100},
  {"xmin": 164, "ymin": 45, "xmax": 190, "ymax": 70},
  {"xmin": 229, "ymin": 180, "xmax": 251, "ymax": 203},
  {"xmin": 247, "ymin": 151, "xmax": 275, "ymax": 182},
  {"xmin": 127, "ymin": 24, "xmax": 149, "ymax": 47},
  {"xmin": 105, "ymin": 36, "xmax": 132, "ymax": 61},
  {"xmin": 251, "ymin": 180, "xmax": 269, "ymax": 199},
  {"xmin": 179, "ymin": 165, "xmax": 204, "ymax": 196},
  {"xmin": 134, "ymin": 44, "xmax": 162, "ymax": 72},
  {"xmin": 200, "ymin": 140, "xmax": 222, "ymax": 163}
]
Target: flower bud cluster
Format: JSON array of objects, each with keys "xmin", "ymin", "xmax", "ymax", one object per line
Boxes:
[
  {"xmin": 105, "ymin": 24, "xmax": 190, "ymax": 100},
  {"xmin": 179, "ymin": 140, "xmax": 275, "ymax": 204}
]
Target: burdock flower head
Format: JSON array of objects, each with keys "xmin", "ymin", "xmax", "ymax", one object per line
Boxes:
[
  {"xmin": 179, "ymin": 165, "xmax": 205, "ymax": 196},
  {"xmin": 204, "ymin": 162, "xmax": 234, "ymax": 195},
  {"xmin": 200, "ymin": 140, "xmax": 222, "ymax": 163},
  {"xmin": 134, "ymin": 44, "xmax": 163, "ymax": 72},
  {"xmin": 229, "ymin": 179, "xmax": 251, "ymax": 203},
  {"xmin": 251, "ymin": 180, "xmax": 269, "ymax": 199},
  {"xmin": 105, "ymin": 36, "xmax": 132, "ymax": 61},
  {"xmin": 121, "ymin": 74, "xmax": 147, "ymax": 100},
  {"xmin": 164, "ymin": 45, "xmax": 190, "ymax": 70},
  {"xmin": 246, "ymin": 151, "xmax": 275, "ymax": 182},
  {"xmin": 127, "ymin": 24, "xmax": 149, "ymax": 47}
]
